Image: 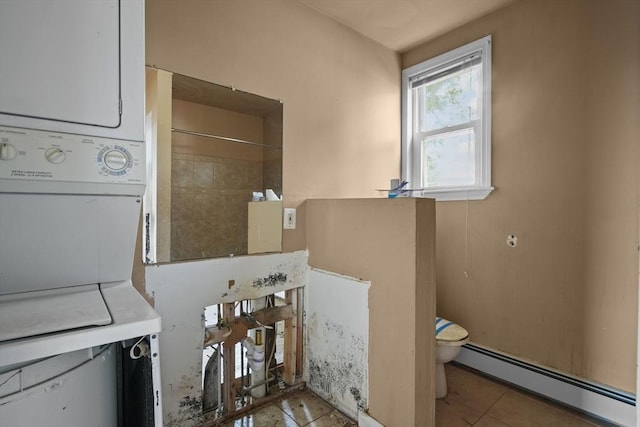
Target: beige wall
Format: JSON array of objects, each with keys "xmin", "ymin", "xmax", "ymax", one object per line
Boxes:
[
  {"xmin": 403, "ymin": 0, "xmax": 640, "ymax": 392},
  {"xmin": 307, "ymin": 198, "xmax": 436, "ymax": 427},
  {"xmin": 146, "ymin": 1, "xmax": 404, "ymax": 422},
  {"xmin": 582, "ymin": 1, "xmax": 640, "ymax": 390},
  {"xmin": 145, "ymin": 0, "xmax": 639, "ymax": 413},
  {"xmin": 146, "ymin": 0, "xmax": 401, "ymax": 254}
]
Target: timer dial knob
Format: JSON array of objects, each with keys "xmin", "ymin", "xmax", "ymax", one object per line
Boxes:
[
  {"xmin": 104, "ymin": 149, "xmax": 128, "ymax": 171},
  {"xmin": 45, "ymin": 147, "xmax": 66, "ymax": 164},
  {"xmin": 0, "ymin": 143, "xmax": 17, "ymax": 160}
]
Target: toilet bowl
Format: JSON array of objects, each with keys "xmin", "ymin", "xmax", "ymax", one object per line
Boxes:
[{"xmin": 435, "ymin": 317, "xmax": 469, "ymax": 399}]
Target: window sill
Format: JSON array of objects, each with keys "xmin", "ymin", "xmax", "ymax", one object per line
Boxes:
[{"xmin": 414, "ymin": 186, "xmax": 494, "ymax": 201}]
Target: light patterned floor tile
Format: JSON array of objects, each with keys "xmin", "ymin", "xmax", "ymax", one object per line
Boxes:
[
  {"xmin": 276, "ymin": 391, "xmax": 335, "ymax": 425},
  {"xmin": 486, "ymin": 389, "xmax": 590, "ymax": 427},
  {"xmin": 571, "ymin": 409, "xmax": 618, "ymax": 427},
  {"xmin": 221, "ymin": 370, "xmax": 612, "ymax": 427},
  {"xmin": 565, "ymin": 418, "xmax": 606, "ymax": 427},
  {"xmin": 435, "ymin": 398, "xmax": 483, "ymax": 426},
  {"xmin": 443, "ymin": 364, "xmax": 507, "ymax": 413},
  {"xmin": 445, "ymin": 365, "xmax": 617, "ymax": 427},
  {"xmin": 307, "ymin": 409, "xmax": 358, "ymax": 427},
  {"xmin": 474, "ymin": 414, "xmax": 512, "ymax": 426},
  {"xmin": 222, "ymin": 403, "xmax": 299, "ymax": 427}
]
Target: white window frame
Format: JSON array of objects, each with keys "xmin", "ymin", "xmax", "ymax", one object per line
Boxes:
[{"xmin": 401, "ymin": 35, "xmax": 493, "ymax": 201}]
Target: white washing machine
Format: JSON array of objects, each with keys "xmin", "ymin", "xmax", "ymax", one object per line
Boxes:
[
  {"xmin": 0, "ymin": 1, "xmax": 160, "ymax": 424},
  {"xmin": 0, "ymin": 127, "xmax": 162, "ymax": 426},
  {"xmin": 0, "ymin": 345, "xmax": 117, "ymax": 427}
]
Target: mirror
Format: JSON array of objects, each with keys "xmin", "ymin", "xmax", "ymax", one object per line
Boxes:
[{"xmin": 144, "ymin": 68, "xmax": 283, "ymax": 263}]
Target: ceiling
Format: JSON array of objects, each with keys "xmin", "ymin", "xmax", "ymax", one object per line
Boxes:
[{"xmin": 298, "ymin": 0, "xmax": 517, "ymax": 52}]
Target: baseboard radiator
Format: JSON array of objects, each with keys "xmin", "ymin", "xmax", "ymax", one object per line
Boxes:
[{"xmin": 455, "ymin": 343, "xmax": 636, "ymax": 426}]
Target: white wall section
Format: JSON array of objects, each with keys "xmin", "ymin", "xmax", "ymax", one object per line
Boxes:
[
  {"xmin": 304, "ymin": 268, "xmax": 370, "ymax": 419},
  {"xmin": 145, "ymin": 251, "xmax": 307, "ymax": 426}
]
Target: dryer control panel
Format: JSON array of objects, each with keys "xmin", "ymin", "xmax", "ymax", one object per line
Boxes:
[{"xmin": 0, "ymin": 126, "xmax": 144, "ymax": 195}]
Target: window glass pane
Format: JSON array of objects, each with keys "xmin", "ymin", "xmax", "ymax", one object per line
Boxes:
[
  {"xmin": 402, "ymin": 36, "xmax": 491, "ymax": 200},
  {"xmin": 415, "ymin": 64, "xmax": 479, "ymax": 132},
  {"xmin": 421, "ymin": 128, "xmax": 475, "ymax": 188}
]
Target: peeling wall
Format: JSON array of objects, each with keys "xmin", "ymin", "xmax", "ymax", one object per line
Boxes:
[
  {"xmin": 145, "ymin": 251, "xmax": 307, "ymax": 426},
  {"xmin": 304, "ymin": 268, "xmax": 370, "ymax": 419},
  {"xmin": 306, "ymin": 198, "xmax": 436, "ymax": 427}
]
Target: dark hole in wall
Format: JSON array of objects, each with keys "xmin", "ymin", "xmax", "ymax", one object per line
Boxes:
[{"xmin": 119, "ymin": 341, "xmax": 155, "ymax": 427}]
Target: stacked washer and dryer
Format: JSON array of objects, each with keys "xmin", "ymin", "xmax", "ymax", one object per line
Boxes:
[{"xmin": 0, "ymin": 1, "xmax": 161, "ymax": 426}]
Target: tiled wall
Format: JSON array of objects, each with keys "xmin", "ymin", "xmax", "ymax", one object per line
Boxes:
[
  {"xmin": 168, "ymin": 95, "xmax": 283, "ymax": 262},
  {"xmin": 171, "ymin": 151, "xmax": 263, "ymax": 260},
  {"xmin": 263, "ymin": 109, "xmax": 283, "ymax": 195},
  {"xmin": 263, "ymin": 149, "xmax": 282, "ymax": 196}
]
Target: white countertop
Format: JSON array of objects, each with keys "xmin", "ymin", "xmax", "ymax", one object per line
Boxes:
[{"xmin": 0, "ymin": 281, "xmax": 161, "ymax": 366}]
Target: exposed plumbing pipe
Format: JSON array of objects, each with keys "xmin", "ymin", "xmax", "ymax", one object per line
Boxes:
[
  {"xmin": 244, "ymin": 297, "xmax": 267, "ymax": 398},
  {"xmin": 241, "ymin": 334, "xmax": 266, "ymax": 398}
]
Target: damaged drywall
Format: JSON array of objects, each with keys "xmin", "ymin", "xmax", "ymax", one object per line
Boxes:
[
  {"xmin": 304, "ymin": 268, "xmax": 370, "ymax": 419},
  {"xmin": 145, "ymin": 250, "xmax": 308, "ymax": 426}
]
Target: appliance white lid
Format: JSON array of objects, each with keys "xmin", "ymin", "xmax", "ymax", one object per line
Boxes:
[
  {"xmin": 0, "ymin": 281, "xmax": 161, "ymax": 366},
  {"xmin": 0, "ymin": 284, "xmax": 111, "ymax": 343}
]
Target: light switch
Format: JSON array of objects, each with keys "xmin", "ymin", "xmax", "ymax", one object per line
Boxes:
[{"xmin": 284, "ymin": 208, "xmax": 296, "ymax": 229}]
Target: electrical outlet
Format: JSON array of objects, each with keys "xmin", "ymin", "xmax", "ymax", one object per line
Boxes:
[{"xmin": 283, "ymin": 208, "xmax": 296, "ymax": 229}]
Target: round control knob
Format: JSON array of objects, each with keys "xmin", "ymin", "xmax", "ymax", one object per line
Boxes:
[
  {"xmin": 0, "ymin": 143, "xmax": 17, "ymax": 161},
  {"xmin": 103, "ymin": 149, "xmax": 128, "ymax": 171},
  {"xmin": 45, "ymin": 147, "xmax": 66, "ymax": 164}
]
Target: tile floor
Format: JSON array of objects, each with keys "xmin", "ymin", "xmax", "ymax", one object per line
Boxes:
[
  {"xmin": 223, "ymin": 364, "xmax": 616, "ymax": 426},
  {"xmin": 438, "ymin": 363, "xmax": 617, "ymax": 426},
  {"xmin": 222, "ymin": 389, "xmax": 357, "ymax": 427}
]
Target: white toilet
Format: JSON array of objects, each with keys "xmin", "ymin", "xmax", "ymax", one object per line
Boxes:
[{"xmin": 435, "ymin": 316, "xmax": 469, "ymax": 398}]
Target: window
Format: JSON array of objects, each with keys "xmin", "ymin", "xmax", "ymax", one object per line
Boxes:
[{"xmin": 402, "ymin": 35, "xmax": 493, "ymax": 201}]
